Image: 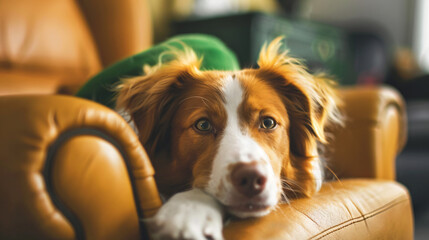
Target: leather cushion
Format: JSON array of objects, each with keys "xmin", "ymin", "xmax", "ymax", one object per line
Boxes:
[
  {"xmin": 0, "ymin": 0, "xmax": 101, "ymax": 84},
  {"xmin": 224, "ymin": 179, "xmax": 413, "ymax": 240}
]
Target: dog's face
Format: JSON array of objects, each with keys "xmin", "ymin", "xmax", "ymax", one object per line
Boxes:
[
  {"xmin": 117, "ymin": 38, "xmax": 340, "ymax": 218},
  {"xmin": 168, "ymin": 71, "xmax": 290, "ymax": 218}
]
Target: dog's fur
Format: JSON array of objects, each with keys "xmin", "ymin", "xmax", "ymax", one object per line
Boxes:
[{"xmin": 116, "ymin": 37, "xmax": 342, "ymax": 240}]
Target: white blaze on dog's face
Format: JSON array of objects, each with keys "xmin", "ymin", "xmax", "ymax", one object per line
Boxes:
[
  {"xmin": 204, "ymin": 74, "xmax": 288, "ymax": 217},
  {"xmin": 116, "ymin": 38, "xmax": 340, "ymax": 219}
]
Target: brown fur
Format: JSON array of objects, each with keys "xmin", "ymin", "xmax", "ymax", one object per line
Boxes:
[{"xmin": 116, "ymin": 37, "xmax": 341, "ymax": 199}]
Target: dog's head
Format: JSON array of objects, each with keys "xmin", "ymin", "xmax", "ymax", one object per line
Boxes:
[{"xmin": 116, "ymin": 38, "xmax": 341, "ymax": 218}]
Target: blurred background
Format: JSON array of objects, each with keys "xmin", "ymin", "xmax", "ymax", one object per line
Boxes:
[{"xmin": 1, "ymin": 0, "xmax": 428, "ymax": 238}]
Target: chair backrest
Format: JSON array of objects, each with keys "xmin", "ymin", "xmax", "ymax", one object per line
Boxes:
[
  {"xmin": 0, "ymin": 0, "xmax": 152, "ymax": 95},
  {"xmin": 77, "ymin": 0, "xmax": 152, "ymax": 68}
]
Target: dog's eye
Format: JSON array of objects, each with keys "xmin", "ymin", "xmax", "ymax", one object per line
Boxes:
[
  {"xmin": 194, "ymin": 119, "xmax": 212, "ymax": 132},
  {"xmin": 260, "ymin": 117, "xmax": 277, "ymax": 130}
]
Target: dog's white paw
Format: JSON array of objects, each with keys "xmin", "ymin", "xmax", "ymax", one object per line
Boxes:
[{"xmin": 147, "ymin": 189, "xmax": 224, "ymax": 240}]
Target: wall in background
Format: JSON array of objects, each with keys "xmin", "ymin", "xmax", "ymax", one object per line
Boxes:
[
  {"xmin": 413, "ymin": 0, "xmax": 429, "ymax": 72},
  {"xmin": 300, "ymin": 0, "xmax": 416, "ymax": 48}
]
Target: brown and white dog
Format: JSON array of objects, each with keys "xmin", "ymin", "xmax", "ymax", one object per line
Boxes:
[{"xmin": 116, "ymin": 37, "xmax": 342, "ymax": 240}]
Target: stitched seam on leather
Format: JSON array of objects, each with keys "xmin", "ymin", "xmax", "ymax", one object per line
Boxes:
[{"xmin": 309, "ymin": 195, "xmax": 408, "ymax": 240}]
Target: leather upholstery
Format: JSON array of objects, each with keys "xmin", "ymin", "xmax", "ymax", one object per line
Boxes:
[
  {"xmin": 0, "ymin": 95, "xmax": 161, "ymax": 239},
  {"xmin": 0, "ymin": 70, "xmax": 63, "ymax": 96},
  {"xmin": 51, "ymin": 135, "xmax": 140, "ymax": 240},
  {"xmin": 328, "ymin": 86, "xmax": 407, "ymax": 180},
  {"xmin": 0, "ymin": 0, "xmax": 152, "ymax": 96},
  {"xmin": 77, "ymin": 0, "xmax": 152, "ymax": 67},
  {"xmin": 224, "ymin": 180, "xmax": 413, "ymax": 240}
]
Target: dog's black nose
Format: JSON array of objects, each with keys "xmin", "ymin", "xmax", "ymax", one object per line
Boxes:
[{"xmin": 231, "ymin": 163, "xmax": 267, "ymax": 198}]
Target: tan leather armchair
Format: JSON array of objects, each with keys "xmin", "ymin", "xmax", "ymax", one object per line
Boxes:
[
  {"xmin": 0, "ymin": 0, "xmax": 413, "ymax": 239},
  {"xmin": 0, "ymin": 86, "xmax": 413, "ymax": 239}
]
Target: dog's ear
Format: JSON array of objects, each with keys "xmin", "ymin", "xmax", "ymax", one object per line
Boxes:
[
  {"xmin": 116, "ymin": 48, "xmax": 202, "ymax": 156},
  {"xmin": 257, "ymin": 37, "xmax": 342, "ymax": 197}
]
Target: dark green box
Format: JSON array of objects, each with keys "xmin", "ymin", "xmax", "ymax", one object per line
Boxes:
[{"xmin": 174, "ymin": 12, "xmax": 355, "ymax": 85}]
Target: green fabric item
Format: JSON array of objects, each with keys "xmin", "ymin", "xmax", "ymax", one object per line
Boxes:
[{"xmin": 75, "ymin": 34, "xmax": 240, "ymax": 109}]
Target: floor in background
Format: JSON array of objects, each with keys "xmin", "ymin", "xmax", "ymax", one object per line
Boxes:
[
  {"xmin": 415, "ymin": 209, "xmax": 429, "ymax": 240},
  {"xmin": 397, "ymin": 150, "xmax": 429, "ymax": 240}
]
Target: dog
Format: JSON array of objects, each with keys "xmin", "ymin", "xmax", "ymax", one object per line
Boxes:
[{"xmin": 116, "ymin": 37, "xmax": 342, "ymax": 240}]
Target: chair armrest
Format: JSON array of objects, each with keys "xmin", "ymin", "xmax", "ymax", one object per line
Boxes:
[
  {"xmin": 327, "ymin": 86, "xmax": 407, "ymax": 180},
  {"xmin": 224, "ymin": 180, "xmax": 413, "ymax": 240},
  {"xmin": 0, "ymin": 95, "xmax": 161, "ymax": 239}
]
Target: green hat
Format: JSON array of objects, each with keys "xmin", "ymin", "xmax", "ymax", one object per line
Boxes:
[{"xmin": 75, "ymin": 34, "xmax": 240, "ymax": 109}]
